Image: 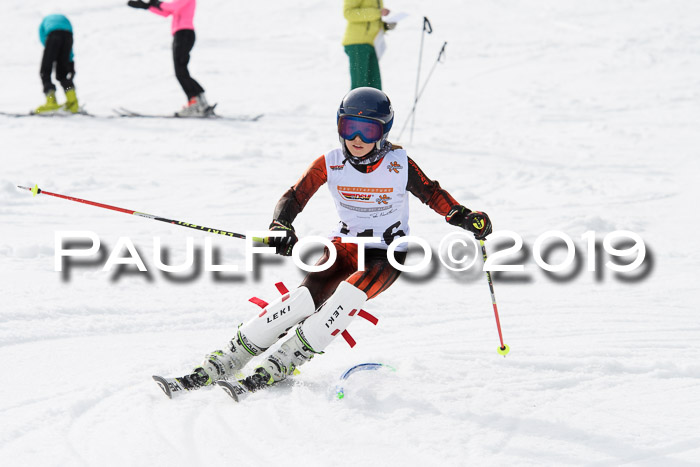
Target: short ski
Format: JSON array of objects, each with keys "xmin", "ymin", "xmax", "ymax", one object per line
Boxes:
[
  {"xmin": 114, "ymin": 106, "xmax": 264, "ymax": 122},
  {"xmin": 154, "ymin": 372, "xmax": 270, "ymax": 402},
  {"xmin": 114, "ymin": 104, "xmax": 217, "ymax": 118},
  {"xmin": 0, "ymin": 109, "xmax": 95, "ymax": 118},
  {"xmin": 153, "ymin": 374, "xmax": 253, "ymax": 402}
]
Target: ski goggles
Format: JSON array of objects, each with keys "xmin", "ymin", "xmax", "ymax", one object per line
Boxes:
[{"xmin": 337, "ymin": 115, "xmax": 384, "ymax": 143}]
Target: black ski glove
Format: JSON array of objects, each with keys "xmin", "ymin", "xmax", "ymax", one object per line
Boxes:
[
  {"xmin": 127, "ymin": 1, "xmax": 150, "ymax": 9},
  {"xmin": 267, "ymin": 219, "xmax": 298, "ymax": 256},
  {"xmin": 446, "ymin": 205, "xmax": 493, "ymax": 240},
  {"xmin": 127, "ymin": 0, "xmax": 161, "ymax": 9}
]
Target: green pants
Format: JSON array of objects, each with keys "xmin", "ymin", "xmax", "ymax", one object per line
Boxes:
[{"xmin": 344, "ymin": 44, "xmax": 382, "ymax": 90}]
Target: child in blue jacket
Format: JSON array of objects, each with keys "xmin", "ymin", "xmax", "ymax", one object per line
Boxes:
[{"xmin": 36, "ymin": 15, "xmax": 79, "ymax": 114}]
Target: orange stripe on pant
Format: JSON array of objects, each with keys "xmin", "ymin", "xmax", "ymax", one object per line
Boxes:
[{"xmin": 300, "ymin": 237, "xmax": 406, "ymax": 308}]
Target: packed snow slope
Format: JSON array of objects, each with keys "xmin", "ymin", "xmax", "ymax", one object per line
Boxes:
[{"xmin": 2, "ymin": 0, "xmax": 700, "ymax": 465}]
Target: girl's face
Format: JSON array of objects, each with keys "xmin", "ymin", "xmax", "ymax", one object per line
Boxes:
[{"xmin": 344, "ymin": 135, "xmax": 374, "ymax": 158}]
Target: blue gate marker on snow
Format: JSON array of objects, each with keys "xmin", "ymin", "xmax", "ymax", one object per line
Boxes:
[{"xmin": 335, "ymin": 363, "xmax": 397, "ymax": 400}]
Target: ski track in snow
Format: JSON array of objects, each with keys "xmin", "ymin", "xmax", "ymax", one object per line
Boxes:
[{"xmin": 2, "ymin": 0, "xmax": 700, "ymax": 465}]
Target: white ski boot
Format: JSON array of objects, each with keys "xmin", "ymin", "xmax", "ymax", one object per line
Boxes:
[
  {"xmin": 175, "ymin": 93, "xmax": 210, "ymax": 117},
  {"xmin": 196, "ymin": 330, "xmax": 264, "ymax": 384}
]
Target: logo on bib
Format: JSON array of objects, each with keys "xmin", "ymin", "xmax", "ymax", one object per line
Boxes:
[
  {"xmin": 337, "ymin": 186, "xmax": 393, "ymax": 204},
  {"xmin": 387, "ymin": 161, "xmax": 403, "ymax": 173},
  {"xmin": 341, "ymin": 192, "xmax": 373, "ymax": 202},
  {"xmin": 376, "ymin": 194, "xmax": 391, "ymax": 204}
]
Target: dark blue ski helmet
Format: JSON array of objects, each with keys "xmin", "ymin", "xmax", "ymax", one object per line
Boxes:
[{"xmin": 337, "ymin": 87, "xmax": 394, "ymax": 144}]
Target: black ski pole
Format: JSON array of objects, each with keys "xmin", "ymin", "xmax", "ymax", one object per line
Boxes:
[
  {"xmin": 410, "ymin": 17, "xmax": 433, "ymax": 143},
  {"xmin": 398, "ymin": 41, "xmax": 447, "ymax": 141}
]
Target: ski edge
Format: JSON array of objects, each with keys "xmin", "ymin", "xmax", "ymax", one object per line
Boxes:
[
  {"xmin": 153, "ymin": 375, "xmax": 181, "ymax": 399},
  {"xmin": 0, "ymin": 109, "xmax": 94, "ymax": 118},
  {"xmin": 113, "ymin": 107, "xmax": 263, "ymax": 122},
  {"xmin": 216, "ymin": 379, "xmax": 250, "ymax": 403}
]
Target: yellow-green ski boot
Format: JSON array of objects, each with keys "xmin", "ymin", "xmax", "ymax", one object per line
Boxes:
[
  {"xmin": 63, "ymin": 88, "xmax": 79, "ymax": 114},
  {"xmin": 35, "ymin": 90, "xmax": 61, "ymax": 114}
]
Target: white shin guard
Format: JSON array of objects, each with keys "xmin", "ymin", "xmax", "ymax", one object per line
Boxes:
[
  {"xmin": 239, "ymin": 285, "xmax": 316, "ymax": 349},
  {"xmin": 257, "ymin": 282, "xmax": 368, "ymax": 383},
  {"xmin": 298, "ymin": 281, "xmax": 368, "ymax": 352}
]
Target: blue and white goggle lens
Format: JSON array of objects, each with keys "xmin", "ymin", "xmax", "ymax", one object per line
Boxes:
[{"xmin": 338, "ymin": 116, "xmax": 383, "ymax": 143}]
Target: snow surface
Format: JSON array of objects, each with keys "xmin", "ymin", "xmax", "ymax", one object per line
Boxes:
[{"xmin": 2, "ymin": 0, "xmax": 700, "ymax": 465}]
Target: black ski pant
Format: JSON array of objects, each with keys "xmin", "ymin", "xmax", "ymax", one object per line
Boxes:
[
  {"xmin": 173, "ymin": 29, "xmax": 205, "ymax": 99},
  {"xmin": 40, "ymin": 30, "xmax": 75, "ymax": 94}
]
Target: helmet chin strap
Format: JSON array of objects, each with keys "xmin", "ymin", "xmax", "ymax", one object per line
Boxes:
[{"xmin": 341, "ymin": 138, "xmax": 392, "ymax": 167}]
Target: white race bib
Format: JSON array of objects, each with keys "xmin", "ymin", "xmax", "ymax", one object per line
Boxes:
[{"xmin": 325, "ymin": 148, "xmax": 410, "ymax": 251}]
